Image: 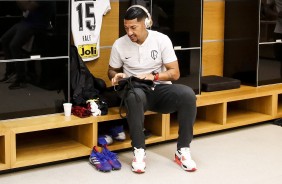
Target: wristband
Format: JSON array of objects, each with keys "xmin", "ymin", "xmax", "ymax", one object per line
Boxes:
[{"xmin": 152, "ymin": 71, "xmax": 159, "ymax": 81}]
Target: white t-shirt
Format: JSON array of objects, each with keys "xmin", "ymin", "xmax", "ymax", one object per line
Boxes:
[
  {"xmin": 71, "ymin": 0, "xmax": 111, "ymax": 61},
  {"xmin": 109, "ymin": 30, "xmax": 177, "ymax": 84}
]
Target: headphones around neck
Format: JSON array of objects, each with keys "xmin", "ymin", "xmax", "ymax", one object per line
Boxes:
[{"xmin": 127, "ymin": 5, "xmax": 152, "ymax": 28}]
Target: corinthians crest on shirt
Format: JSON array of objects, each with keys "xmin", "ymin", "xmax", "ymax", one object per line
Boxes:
[{"xmin": 78, "ymin": 44, "xmax": 98, "ymax": 59}]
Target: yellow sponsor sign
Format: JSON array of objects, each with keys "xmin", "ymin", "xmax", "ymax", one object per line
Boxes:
[{"xmin": 78, "ymin": 44, "xmax": 98, "ymax": 59}]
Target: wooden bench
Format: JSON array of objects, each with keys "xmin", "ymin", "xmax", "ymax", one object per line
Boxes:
[
  {"xmin": 1, "ymin": 84, "xmax": 282, "ymax": 171},
  {"xmin": 0, "ymin": 107, "xmax": 167, "ymax": 169}
]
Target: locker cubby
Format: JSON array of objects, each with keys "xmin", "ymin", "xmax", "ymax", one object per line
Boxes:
[
  {"xmin": 0, "ymin": 126, "xmax": 10, "ymax": 171},
  {"xmin": 277, "ymin": 94, "xmax": 282, "ymax": 117},
  {"xmin": 0, "ymin": 136, "xmax": 6, "ymax": 169},
  {"xmin": 226, "ymin": 96, "xmax": 273, "ymax": 126},
  {"xmin": 166, "ymin": 112, "xmax": 179, "ymax": 140},
  {"xmin": 99, "ymin": 113, "xmax": 166, "ymax": 151},
  {"xmin": 194, "ymin": 103, "xmax": 226, "ymax": 135},
  {"xmin": 167, "ymin": 103, "xmax": 225, "ymax": 139},
  {"xmin": 11, "ymin": 124, "xmax": 93, "ymax": 168}
]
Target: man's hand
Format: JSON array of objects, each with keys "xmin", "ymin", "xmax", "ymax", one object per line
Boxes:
[
  {"xmin": 111, "ymin": 73, "xmax": 127, "ymax": 86},
  {"xmin": 108, "ymin": 65, "xmax": 125, "ymax": 86}
]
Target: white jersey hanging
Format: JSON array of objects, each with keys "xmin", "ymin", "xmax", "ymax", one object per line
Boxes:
[{"xmin": 71, "ymin": 0, "xmax": 111, "ymax": 61}]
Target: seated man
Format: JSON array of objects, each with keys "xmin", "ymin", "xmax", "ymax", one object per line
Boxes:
[{"xmin": 108, "ymin": 5, "xmax": 197, "ymax": 173}]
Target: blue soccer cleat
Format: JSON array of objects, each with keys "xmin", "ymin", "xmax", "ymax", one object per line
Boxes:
[
  {"xmin": 89, "ymin": 146, "xmax": 112, "ymax": 172},
  {"xmin": 98, "ymin": 134, "xmax": 113, "ymax": 146},
  {"xmin": 109, "ymin": 125, "xmax": 126, "ymax": 141},
  {"xmin": 101, "ymin": 145, "xmax": 122, "ymax": 170}
]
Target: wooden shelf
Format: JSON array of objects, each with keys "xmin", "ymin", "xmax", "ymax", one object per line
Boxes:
[
  {"xmin": 106, "ymin": 134, "xmax": 165, "ymax": 151},
  {"xmin": 2, "ymin": 84, "xmax": 282, "ymax": 171},
  {"xmin": 95, "ymin": 107, "xmax": 157, "ymax": 123},
  {"xmin": 144, "ymin": 114, "xmax": 167, "ymax": 139},
  {"xmin": 194, "ymin": 119, "xmax": 226, "ymax": 135},
  {"xmin": 9, "ymin": 124, "xmax": 94, "ymax": 169},
  {"xmin": 226, "ymin": 95, "xmax": 274, "ymax": 124},
  {"xmin": 1, "ymin": 114, "xmax": 95, "ymax": 134},
  {"xmin": 14, "ymin": 136, "xmax": 91, "ymax": 168},
  {"xmin": 0, "ymin": 125, "xmax": 10, "ymax": 170},
  {"xmin": 97, "ymin": 113, "xmax": 167, "ymax": 151},
  {"xmin": 197, "ymin": 84, "xmax": 282, "ymax": 106},
  {"xmin": 167, "ymin": 119, "xmax": 177, "ymax": 139},
  {"xmin": 167, "ymin": 117, "xmax": 226, "ymax": 139},
  {"xmin": 166, "ymin": 86, "xmax": 280, "ymax": 140},
  {"xmin": 277, "ymin": 107, "xmax": 282, "ymax": 117},
  {"xmin": 227, "ymin": 109, "xmax": 272, "ymax": 125},
  {"xmin": 197, "ymin": 103, "xmax": 226, "ymax": 125},
  {"xmin": 167, "ymin": 103, "xmax": 226, "ymax": 139},
  {"xmin": 277, "ymin": 94, "xmax": 282, "ymax": 117},
  {"xmin": 0, "ymin": 136, "xmax": 6, "ymax": 169}
]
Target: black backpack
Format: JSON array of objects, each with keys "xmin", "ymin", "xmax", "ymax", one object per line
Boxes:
[{"xmin": 70, "ymin": 45, "xmax": 103, "ymax": 106}]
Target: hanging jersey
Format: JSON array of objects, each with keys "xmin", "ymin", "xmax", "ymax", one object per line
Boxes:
[{"xmin": 71, "ymin": 0, "xmax": 111, "ymax": 61}]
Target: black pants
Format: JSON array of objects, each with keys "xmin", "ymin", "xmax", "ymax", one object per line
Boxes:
[{"xmin": 124, "ymin": 84, "xmax": 197, "ymax": 150}]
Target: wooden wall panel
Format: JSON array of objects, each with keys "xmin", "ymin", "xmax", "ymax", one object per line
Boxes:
[
  {"xmin": 202, "ymin": 0, "xmax": 225, "ymax": 76},
  {"xmin": 202, "ymin": 41, "xmax": 224, "ymax": 76},
  {"xmin": 100, "ymin": 2, "xmax": 119, "ymax": 46},
  {"xmin": 203, "ymin": 1, "xmax": 225, "ymax": 40},
  {"xmin": 86, "ymin": 2, "xmax": 119, "ymax": 87},
  {"xmin": 87, "ymin": 48, "xmax": 112, "ymax": 86}
]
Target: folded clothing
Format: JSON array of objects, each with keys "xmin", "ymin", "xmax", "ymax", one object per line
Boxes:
[{"xmin": 71, "ymin": 106, "xmax": 92, "ymax": 118}]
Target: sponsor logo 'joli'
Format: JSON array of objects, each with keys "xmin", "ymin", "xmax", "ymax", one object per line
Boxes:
[{"xmin": 78, "ymin": 44, "xmax": 97, "ymax": 58}]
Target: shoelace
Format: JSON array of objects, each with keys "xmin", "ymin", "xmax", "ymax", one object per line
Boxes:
[
  {"xmin": 118, "ymin": 77, "xmax": 141, "ymax": 118},
  {"xmin": 103, "ymin": 148, "xmax": 118, "ymax": 159},
  {"xmin": 134, "ymin": 147, "xmax": 145, "ymax": 162},
  {"xmin": 180, "ymin": 148, "xmax": 192, "ymax": 160},
  {"xmin": 90, "ymin": 154, "xmax": 106, "ymax": 163},
  {"xmin": 91, "ymin": 149, "xmax": 107, "ymax": 161}
]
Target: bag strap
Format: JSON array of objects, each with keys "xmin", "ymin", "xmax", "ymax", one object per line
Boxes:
[
  {"xmin": 118, "ymin": 77, "xmax": 141, "ymax": 119},
  {"xmin": 73, "ymin": 51, "xmax": 86, "ymax": 97}
]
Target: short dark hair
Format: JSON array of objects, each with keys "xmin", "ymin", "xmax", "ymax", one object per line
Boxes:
[{"xmin": 124, "ymin": 7, "xmax": 148, "ymax": 22}]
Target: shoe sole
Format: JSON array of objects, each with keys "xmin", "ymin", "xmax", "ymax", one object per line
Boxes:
[
  {"xmin": 174, "ymin": 155, "xmax": 197, "ymax": 172},
  {"xmin": 89, "ymin": 162, "xmax": 112, "ymax": 173},
  {"xmin": 110, "ymin": 163, "xmax": 121, "ymax": 171},
  {"xmin": 132, "ymin": 166, "xmax": 145, "ymax": 173},
  {"xmin": 132, "ymin": 169, "xmax": 145, "ymax": 173}
]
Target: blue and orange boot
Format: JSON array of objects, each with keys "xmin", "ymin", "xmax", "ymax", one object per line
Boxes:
[
  {"xmin": 89, "ymin": 146, "xmax": 112, "ymax": 172},
  {"xmin": 101, "ymin": 145, "xmax": 122, "ymax": 170}
]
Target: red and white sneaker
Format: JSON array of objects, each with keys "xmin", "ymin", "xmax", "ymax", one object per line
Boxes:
[
  {"xmin": 131, "ymin": 147, "xmax": 146, "ymax": 173},
  {"xmin": 175, "ymin": 147, "xmax": 197, "ymax": 172}
]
